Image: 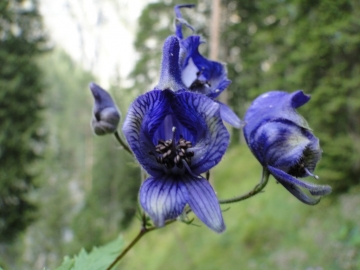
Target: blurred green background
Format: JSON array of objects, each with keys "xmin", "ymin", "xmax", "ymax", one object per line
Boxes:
[{"xmin": 0, "ymin": 0, "xmax": 359, "ymax": 269}]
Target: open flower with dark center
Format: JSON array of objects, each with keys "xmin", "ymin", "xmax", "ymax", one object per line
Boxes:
[
  {"xmin": 123, "ymin": 36, "xmax": 229, "ymax": 233},
  {"xmin": 172, "ymin": 4, "xmax": 242, "ymax": 128},
  {"xmin": 243, "ymin": 90, "xmax": 332, "ymax": 205},
  {"xmin": 89, "ymin": 82, "xmax": 120, "ymax": 135}
]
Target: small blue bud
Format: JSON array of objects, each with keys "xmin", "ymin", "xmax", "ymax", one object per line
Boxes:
[{"xmin": 89, "ymin": 82, "xmax": 120, "ymax": 136}]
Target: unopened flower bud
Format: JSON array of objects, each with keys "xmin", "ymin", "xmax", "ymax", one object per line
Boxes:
[{"xmin": 89, "ymin": 82, "xmax": 120, "ymax": 136}]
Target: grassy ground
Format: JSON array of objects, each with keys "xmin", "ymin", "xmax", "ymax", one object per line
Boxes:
[{"xmin": 118, "ymin": 145, "xmax": 360, "ymax": 270}]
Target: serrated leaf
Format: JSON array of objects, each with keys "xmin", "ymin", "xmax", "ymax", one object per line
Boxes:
[
  {"xmin": 54, "ymin": 257, "xmax": 74, "ymax": 270},
  {"xmin": 55, "ymin": 236, "xmax": 124, "ymax": 270}
]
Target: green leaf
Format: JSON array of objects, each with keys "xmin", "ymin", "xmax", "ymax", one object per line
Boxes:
[{"xmin": 55, "ymin": 236, "xmax": 124, "ymax": 270}]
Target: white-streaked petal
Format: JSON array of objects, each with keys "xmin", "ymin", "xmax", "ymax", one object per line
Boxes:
[{"xmin": 140, "ymin": 176, "xmax": 188, "ymax": 227}]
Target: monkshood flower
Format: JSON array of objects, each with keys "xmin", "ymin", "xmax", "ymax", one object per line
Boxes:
[
  {"xmin": 243, "ymin": 90, "xmax": 332, "ymax": 205},
  {"xmin": 173, "ymin": 4, "xmax": 242, "ymax": 128},
  {"xmin": 123, "ymin": 36, "xmax": 229, "ymax": 233},
  {"xmin": 89, "ymin": 82, "xmax": 120, "ymax": 136}
]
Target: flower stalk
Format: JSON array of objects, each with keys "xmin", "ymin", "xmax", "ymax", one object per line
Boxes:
[
  {"xmin": 219, "ymin": 168, "xmax": 270, "ymax": 204},
  {"xmin": 114, "ymin": 131, "xmax": 132, "ymax": 155},
  {"xmin": 106, "ymin": 219, "xmax": 176, "ymax": 270}
]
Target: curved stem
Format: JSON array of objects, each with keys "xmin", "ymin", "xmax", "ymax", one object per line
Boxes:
[
  {"xmin": 114, "ymin": 131, "xmax": 132, "ymax": 155},
  {"xmin": 106, "ymin": 228, "xmax": 146, "ymax": 270},
  {"xmin": 219, "ymin": 167, "xmax": 270, "ymax": 204},
  {"xmin": 106, "ymin": 219, "xmax": 176, "ymax": 270}
]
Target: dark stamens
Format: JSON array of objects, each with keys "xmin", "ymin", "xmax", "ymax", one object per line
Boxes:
[{"xmin": 154, "ymin": 127, "xmax": 194, "ymax": 169}]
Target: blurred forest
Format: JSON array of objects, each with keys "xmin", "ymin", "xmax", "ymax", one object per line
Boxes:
[{"xmin": 0, "ymin": 0, "xmax": 359, "ymax": 269}]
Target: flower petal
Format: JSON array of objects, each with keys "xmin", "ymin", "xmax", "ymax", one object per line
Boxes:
[
  {"xmin": 180, "ymin": 35, "xmax": 231, "ymax": 98},
  {"xmin": 183, "ymin": 175, "xmax": 225, "ymax": 233},
  {"xmin": 251, "ymin": 121, "xmax": 311, "ymax": 168},
  {"xmin": 218, "ymin": 101, "xmax": 243, "ymax": 128},
  {"xmin": 244, "ymin": 90, "xmax": 312, "ymax": 143},
  {"xmin": 89, "ymin": 82, "xmax": 119, "ymax": 112},
  {"xmin": 140, "ymin": 175, "xmax": 188, "ymax": 227},
  {"xmin": 156, "ymin": 36, "xmax": 185, "ymax": 91},
  {"xmin": 170, "ymin": 91, "xmax": 230, "ymax": 174},
  {"xmin": 278, "ymin": 181, "xmax": 321, "ymax": 205},
  {"xmin": 174, "ymin": 4, "xmax": 195, "ymax": 39},
  {"xmin": 268, "ymin": 165, "xmax": 332, "ymax": 197},
  {"xmin": 122, "ymin": 90, "xmax": 170, "ymax": 176}
]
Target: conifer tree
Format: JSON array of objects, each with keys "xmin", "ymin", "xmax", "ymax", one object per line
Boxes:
[{"xmin": 0, "ymin": 0, "xmax": 46, "ymax": 242}]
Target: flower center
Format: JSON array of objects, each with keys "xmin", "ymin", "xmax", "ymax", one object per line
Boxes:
[
  {"xmin": 288, "ymin": 147, "xmax": 319, "ymax": 179},
  {"xmin": 189, "ymin": 71, "xmax": 211, "ymax": 90},
  {"xmin": 155, "ymin": 135, "xmax": 194, "ymax": 169}
]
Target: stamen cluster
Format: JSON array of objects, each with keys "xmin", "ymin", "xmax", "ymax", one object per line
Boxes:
[{"xmin": 155, "ymin": 136, "xmax": 194, "ymax": 169}]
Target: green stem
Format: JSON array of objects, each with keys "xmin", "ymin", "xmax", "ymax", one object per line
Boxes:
[
  {"xmin": 114, "ymin": 131, "xmax": 132, "ymax": 155},
  {"xmin": 219, "ymin": 167, "xmax": 270, "ymax": 204},
  {"xmin": 106, "ymin": 220, "xmax": 176, "ymax": 270},
  {"xmin": 106, "ymin": 228, "xmax": 146, "ymax": 270}
]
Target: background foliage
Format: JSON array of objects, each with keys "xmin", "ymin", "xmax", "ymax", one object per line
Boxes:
[{"xmin": 0, "ymin": 0, "xmax": 46, "ymax": 243}]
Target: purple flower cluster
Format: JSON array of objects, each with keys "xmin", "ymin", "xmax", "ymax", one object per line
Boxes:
[{"xmin": 88, "ymin": 4, "xmax": 331, "ymax": 233}]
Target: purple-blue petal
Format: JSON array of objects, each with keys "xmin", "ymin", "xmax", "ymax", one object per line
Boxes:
[
  {"xmin": 122, "ymin": 90, "xmax": 170, "ymax": 176},
  {"xmin": 249, "ymin": 120, "xmax": 312, "ymax": 168},
  {"xmin": 244, "ymin": 90, "xmax": 311, "ymax": 143},
  {"xmin": 180, "ymin": 35, "xmax": 231, "ymax": 98},
  {"xmin": 218, "ymin": 102, "xmax": 243, "ymax": 128},
  {"xmin": 278, "ymin": 180, "xmax": 321, "ymax": 205},
  {"xmin": 170, "ymin": 91, "xmax": 230, "ymax": 175},
  {"xmin": 139, "ymin": 176, "xmax": 188, "ymax": 227},
  {"xmin": 89, "ymin": 82, "xmax": 119, "ymax": 112},
  {"xmin": 268, "ymin": 165, "xmax": 332, "ymax": 197},
  {"xmin": 174, "ymin": 4, "xmax": 195, "ymax": 39},
  {"xmin": 156, "ymin": 36, "xmax": 185, "ymax": 91},
  {"xmin": 182, "ymin": 175, "xmax": 225, "ymax": 233}
]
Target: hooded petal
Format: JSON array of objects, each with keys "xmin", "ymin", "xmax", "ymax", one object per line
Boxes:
[
  {"xmin": 170, "ymin": 91, "xmax": 230, "ymax": 175},
  {"xmin": 183, "ymin": 175, "xmax": 225, "ymax": 233},
  {"xmin": 249, "ymin": 120, "xmax": 314, "ymax": 169},
  {"xmin": 89, "ymin": 82, "xmax": 120, "ymax": 135},
  {"xmin": 156, "ymin": 36, "xmax": 185, "ymax": 91},
  {"xmin": 244, "ymin": 90, "xmax": 312, "ymax": 143},
  {"xmin": 140, "ymin": 175, "xmax": 188, "ymax": 227},
  {"xmin": 180, "ymin": 35, "xmax": 231, "ymax": 98},
  {"xmin": 122, "ymin": 90, "xmax": 171, "ymax": 176},
  {"xmin": 268, "ymin": 165, "xmax": 332, "ymax": 197}
]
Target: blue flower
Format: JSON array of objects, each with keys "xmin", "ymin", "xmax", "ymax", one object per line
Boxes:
[
  {"xmin": 243, "ymin": 90, "xmax": 332, "ymax": 205},
  {"xmin": 89, "ymin": 82, "xmax": 120, "ymax": 135},
  {"xmin": 172, "ymin": 5, "xmax": 242, "ymax": 128},
  {"xmin": 123, "ymin": 36, "xmax": 229, "ymax": 233}
]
